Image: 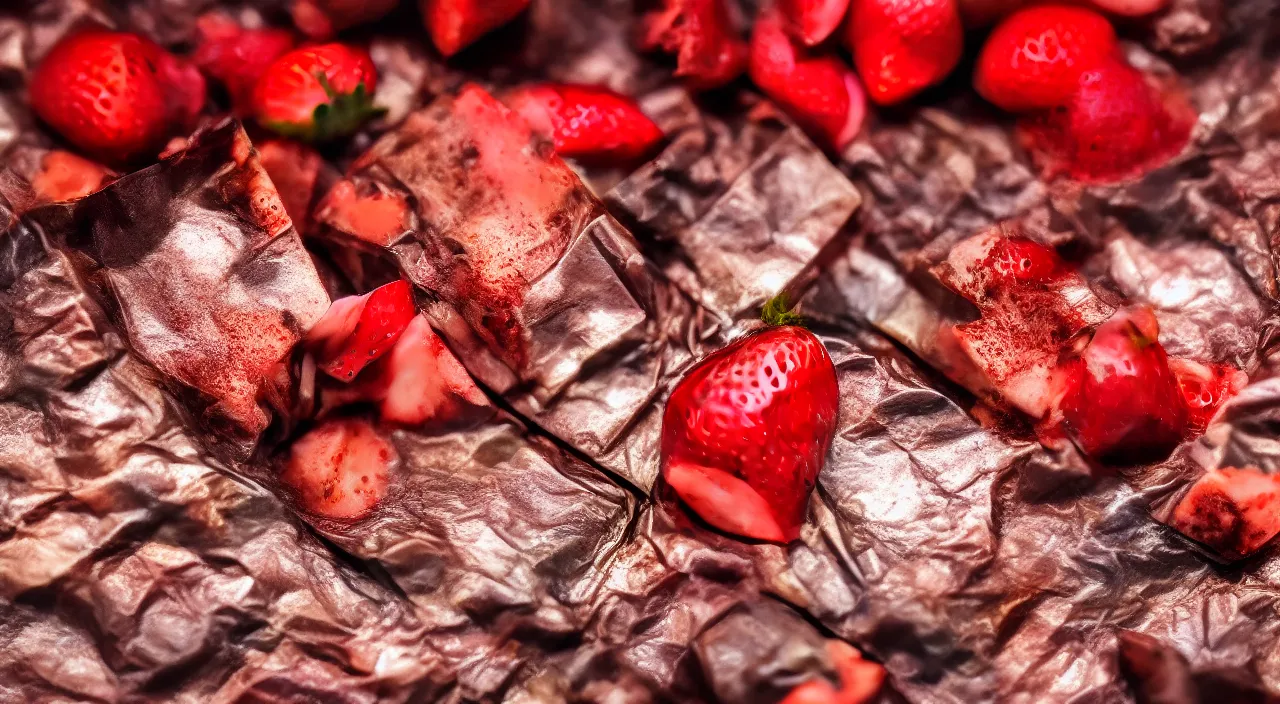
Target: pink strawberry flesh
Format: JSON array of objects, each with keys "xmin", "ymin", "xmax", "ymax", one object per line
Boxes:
[
  {"xmin": 1169, "ymin": 359, "xmax": 1247, "ymax": 435},
  {"xmin": 1170, "ymin": 467, "xmax": 1280, "ymax": 560},
  {"xmin": 281, "ymin": 418, "xmax": 394, "ymax": 520},
  {"xmin": 362, "ymin": 315, "xmax": 490, "ymax": 426},
  {"xmin": 781, "ymin": 641, "xmax": 885, "ymax": 704},
  {"xmin": 661, "ymin": 325, "xmax": 839, "ymax": 542},
  {"xmin": 779, "ymin": 0, "xmax": 852, "ymax": 46},
  {"xmin": 308, "ymin": 280, "xmax": 417, "ymax": 381},
  {"xmin": 1060, "ymin": 307, "xmax": 1188, "ymax": 463}
]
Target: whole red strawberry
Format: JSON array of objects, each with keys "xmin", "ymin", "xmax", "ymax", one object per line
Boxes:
[
  {"xmin": 974, "ymin": 5, "xmax": 1117, "ymax": 112},
  {"xmin": 1059, "ymin": 307, "xmax": 1188, "ymax": 463},
  {"xmin": 30, "ymin": 30, "xmax": 206, "ymax": 165},
  {"xmin": 640, "ymin": 0, "xmax": 749, "ymax": 91},
  {"xmin": 749, "ymin": 9, "xmax": 866, "ymax": 151},
  {"xmin": 845, "ymin": 0, "xmax": 964, "ymax": 105},
  {"xmin": 661, "ymin": 299, "xmax": 839, "ymax": 542},
  {"xmin": 252, "ymin": 43, "xmax": 382, "ymax": 142},
  {"xmin": 779, "ymin": 0, "xmax": 851, "ymax": 46},
  {"xmin": 1018, "ymin": 59, "xmax": 1193, "ymax": 183},
  {"xmin": 193, "ymin": 13, "xmax": 295, "ymax": 115},
  {"xmin": 505, "ymin": 83, "xmax": 664, "ymax": 164},
  {"xmin": 421, "ymin": 0, "xmax": 531, "ymax": 57}
]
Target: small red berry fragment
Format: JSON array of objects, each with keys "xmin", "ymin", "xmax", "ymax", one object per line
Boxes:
[
  {"xmin": 314, "ymin": 180, "xmax": 411, "ymax": 248},
  {"xmin": 1168, "ymin": 359, "xmax": 1247, "ymax": 435},
  {"xmin": 307, "ymin": 280, "xmax": 417, "ymax": 381},
  {"xmin": 749, "ymin": 9, "xmax": 866, "ymax": 151},
  {"xmin": 194, "ymin": 13, "xmax": 295, "ymax": 114},
  {"xmin": 640, "ymin": 0, "xmax": 749, "ymax": 91},
  {"xmin": 1170, "ymin": 467, "xmax": 1280, "ymax": 561},
  {"xmin": 505, "ymin": 83, "xmax": 664, "ymax": 164},
  {"xmin": 281, "ymin": 418, "xmax": 394, "ymax": 520},
  {"xmin": 781, "ymin": 641, "xmax": 886, "ymax": 704},
  {"xmin": 1059, "ymin": 306, "xmax": 1188, "ymax": 463},
  {"xmin": 252, "ymin": 43, "xmax": 382, "ymax": 142},
  {"xmin": 662, "ymin": 323, "xmax": 839, "ymax": 542},
  {"xmin": 974, "ymin": 5, "xmax": 1117, "ymax": 112},
  {"xmin": 1018, "ymin": 59, "xmax": 1194, "ymax": 183},
  {"xmin": 30, "ymin": 31, "xmax": 206, "ymax": 165},
  {"xmin": 779, "ymin": 0, "xmax": 851, "ymax": 46},
  {"xmin": 291, "ymin": 0, "xmax": 399, "ymax": 39},
  {"xmin": 1089, "ymin": 0, "xmax": 1167, "ymax": 17},
  {"xmin": 257, "ymin": 139, "xmax": 322, "ymax": 235},
  {"xmin": 29, "ymin": 151, "xmax": 114, "ymax": 203},
  {"xmin": 421, "ymin": 0, "xmax": 531, "ymax": 57},
  {"xmin": 844, "ymin": 0, "xmax": 964, "ymax": 105}
]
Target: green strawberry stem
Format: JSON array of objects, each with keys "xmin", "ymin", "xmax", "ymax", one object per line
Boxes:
[
  {"xmin": 266, "ymin": 75, "xmax": 387, "ymax": 143},
  {"xmin": 761, "ymin": 293, "xmax": 805, "ymax": 327}
]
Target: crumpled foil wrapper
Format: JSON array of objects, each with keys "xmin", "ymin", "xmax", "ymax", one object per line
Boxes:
[{"xmin": 4, "ymin": 0, "xmax": 1280, "ymax": 702}]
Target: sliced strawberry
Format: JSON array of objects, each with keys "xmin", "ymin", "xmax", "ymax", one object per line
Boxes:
[
  {"xmin": 308, "ymin": 280, "xmax": 417, "ymax": 381},
  {"xmin": 1059, "ymin": 307, "xmax": 1188, "ymax": 463},
  {"xmin": 1018, "ymin": 59, "xmax": 1194, "ymax": 183},
  {"xmin": 1089, "ymin": 0, "xmax": 1167, "ymax": 17},
  {"xmin": 193, "ymin": 12, "xmax": 295, "ymax": 114},
  {"xmin": 974, "ymin": 5, "xmax": 1118, "ymax": 112},
  {"xmin": 421, "ymin": 0, "xmax": 531, "ymax": 57},
  {"xmin": 781, "ymin": 641, "xmax": 886, "ymax": 704},
  {"xmin": 374, "ymin": 316, "xmax": 489, "ymax": 426},
  {"xmin": 30, "ymin": 31, "xmax": 205, "ymax": 165},
  {"xmin": 640, "ymin": 0, "xmax": 749, "ymax": 91},
  {"xmin": 314, "ymin": 179, "xmax": 411, "ymax": 248},
  {"xmin": 748, "ymin": 9, "xmax": 866, "ymax": 151},
  {"xmin": 779, "ymin": 0, "xmax": 851, "ymax": 46},
  {"xmin": 257, "ymin": 139, "xmax": 322, "ymax": 235},
  {"xmin": 844, "ymin": 0, "xmax": 964, "ymax": 105},
  {"xmin": 1168, "ymin": 359, "xmax": 1247, "ymax": 435},
  {"xmin": 1170, "ymin": 467, "xmax": 1280, "ymax": 560},
  {"xmin": 252, "ymin": 43, "xmax": 382, "ymax": 142},
  {"xmin": 505, "ymin": 83, "xmax": 664, "ymax": 164},
  {"xmin": 281, "ymin": 418, "xmax": 394, "ymax": 520},
  {"xmin": 291, "ymin": 0, "xmax": 399, "ymax": 39},
  {"xmin": 29, "ymin": 151, "xmax": 114, "ymax": 203},
  {"xmin": 662, "ymin": 314, "xmax": 839, "ymax": 543}
]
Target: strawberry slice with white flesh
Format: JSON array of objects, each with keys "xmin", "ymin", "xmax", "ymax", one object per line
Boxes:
[
  {"xmin": 281, "ymin": 418, "xmax": 395, "ymax": 520},
  {"xmin": 307, "ymin": 280, "xmax": 417, "ymax": 381},
  {"xmin": 1170, "ymin": 467, "xmax": 1280, "ymax": 561}
]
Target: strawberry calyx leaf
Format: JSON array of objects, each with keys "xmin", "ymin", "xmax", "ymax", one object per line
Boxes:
[
  {"xmin": 762, "ymin": 293, "xmax": 805, "ymax": 327},
  {"xmin": 266, "ymin": 75, "xmax": 386, "ymax": 142}
]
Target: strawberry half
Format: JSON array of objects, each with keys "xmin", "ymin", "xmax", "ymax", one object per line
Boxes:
[
  {"xmin": 779, "ymin": 0, "xmax": 851, "ymax": 46},
  {"xmin": 1059, "ymin": 307, "xmax": 1188, "ymax": 463},
  {"xmin": 193, "ymin": 13, "xmax": 295, "ymax": 115},
  {"xmin": 974, "ymin": 5, "xmax": 1117, "ymax": 112},
  {"xmin": 306, "ymin": 279, "xmax": 417, "ymax": 381},
  {"xmin": 1018, "ymin": 59, "xmax": 1194, "ymax": 183},
  {"xmin": 844, "ymin": 0, "xmax": 964, "ymax": 105},
  {"xmin": 357, "ymin": 315, "xmax": 490, "ymax": 427},
  {"xmin": 1170, "ymin": 467, "xmax": 1280, "ymax": 561},
  {"xmin": 421, "ymin": 0, "xmax": 531, "ymax": 57},
  {"xmin": 661, "ymin": 299, "xmax": 839, "ymax": 542},
  {"xmin": 505, "ymin": 83, "xmax": 664, "ymax": 164},
  {"xmin": 30, "ymin": 30, "xmax": 206, "ymax": 165},
  {"xmin": 281, "ymin": 418, "xmax": 394, "ymax": 520},
  {"xmin": 640, "ymin": 0, "xmax": 749, "ymax": 91},
  {"xmin": 252, "ymin": 43, "xmax": 383, "ymax": 142},
  {"xmin": 749, "ymin": 9, "xmax": 866, "ymax": 151}
]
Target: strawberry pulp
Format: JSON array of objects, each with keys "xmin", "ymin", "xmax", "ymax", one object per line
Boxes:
[{"xmin": 661, "ymin": 322, "xmax": 839, "ymax": 542}]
